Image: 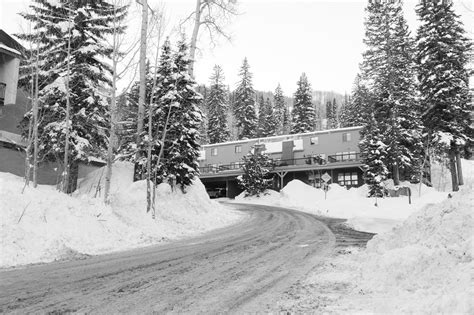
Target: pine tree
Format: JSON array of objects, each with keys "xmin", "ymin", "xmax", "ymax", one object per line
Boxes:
[
  {"xmin": 343, "ymin": 74, "xmax": 370, "ymax": 127},
  {"xmin": 135, "ymin": 39, "xmax": 176, "ymax": 181},
  {"xmin": 160, "ymin": 38, "xmax": 203, "ymax": 190},
  {"xmin": 18, "ymin": 0, "xmax": 127, "ymax": 192},
  {"xmin": 207, "ymin": 65, "xmax": 230, "ymax": 144},
  {"xmin": 360, "ymin": 0, "xmax": 424, "ymax": 185},
  {"xmin": 416, "ymin": 0, "xmax": 472, "ymax": 190},
  {"xmin": 257, "ymin": 94, "xmax": 266, "ymax": 137},
  {"xmin": 360, "ymin": 113, "xmax": 388, "ymax": 198},
  {"xmin": 282, "ymin": 106, "xmax": 291, "ymax": 135},
  {"xmin": 258, "ymin": 97, "xmax": 276, "ymax": 137},
  {"xmin": 273, "ymin": 84, "xmax": 286, "ymax": 135},
  {"xmin": 291, "ymin": 73, "xmax": 315, "ymax": 134},
  {"xmin": 123, "ymin": 61, "xmax": 154, "ymax": 160},
  {"xmin": 326, "ymin": 99, "xmax": 337, "ymax": 129},
  {"xmin": 238, "ymin": 149, "xmax": 273, "ymax": 197},
  {"xmin": 339, "ymin": 93, "xmax": 350, "ymax": 128},
  {"xmin": 234, "ymin": 58, "xmax": 257, "ymax": 139}
]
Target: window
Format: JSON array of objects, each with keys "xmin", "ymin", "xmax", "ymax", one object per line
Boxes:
[
  {"xmin": 211, "ymin": 148, "xmax": 217, "ymax": 156},
  {"xmin": 342, "ymin": 133, "xmax": 351, "ymax": 142},
  {"xmin": 337, "ymin": 172, "xmax": 359, "ymax": 187},
  {"xmin": 334, "ymin": 151, "xmax": 357, "ymax": 161},
  {"xmin": 310, "ymin": 137, "xmax": 319, "ymax": 145},
  {"xmin": 235, "ymin": 145, "xmax": 242, "ymax": 153}
]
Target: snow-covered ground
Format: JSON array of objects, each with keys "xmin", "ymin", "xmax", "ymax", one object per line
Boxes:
[
  {"xmin": 275, "ymin": 159, "xmax": 474, "ymax": 314},
  {"xmin": 233, "ymin": 160, "xmax": 473, "ymax": 234},
  {"xmin": 0, "ymin": 162, "xmax": 245, "ymax": 268}
]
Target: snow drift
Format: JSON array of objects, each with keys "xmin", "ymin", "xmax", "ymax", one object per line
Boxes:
[
  {"xmin": 352, "ymin": 159, "xmax": 474, "ymax": 313},
  {"xmin": 0, "ymin": 162, "xmax": 244, "ymax": 268},
  {"xmin": 235, "ymin": 177, "xmax": 447, "ymax": 233}
]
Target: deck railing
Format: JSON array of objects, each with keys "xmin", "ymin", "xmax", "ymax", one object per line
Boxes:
[{"xmin": 199, "ymin": 153, "xmax": 361, "ymax": 174}]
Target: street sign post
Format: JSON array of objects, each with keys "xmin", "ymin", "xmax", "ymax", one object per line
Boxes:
[{"xmin": 321, "ymin": 172, "xmax": 332, "ymax": 200}]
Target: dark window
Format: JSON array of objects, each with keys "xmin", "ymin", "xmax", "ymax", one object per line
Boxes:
[
  {"xmin": 342, "ymin": 133, "xmax": 351, "ymax": 142},
  {"xmin": 211, "ymin": 148, "xmax": 217, "ymax": 156},
  {"xmin": 337, "ymin": 172, "xmax": 359, "ymax": 187},
  {"xmin": 235, "ymin": 145, "xmax": 242, "ymax": 153}
]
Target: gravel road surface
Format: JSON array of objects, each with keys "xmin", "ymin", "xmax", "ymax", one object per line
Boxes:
[{"xmin": 0, "ymin": 203, "xmax": 373, "ymax": 314}]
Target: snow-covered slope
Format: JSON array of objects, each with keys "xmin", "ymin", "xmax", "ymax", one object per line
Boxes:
[{"xmin": 0, "ymin": 162, "xmax": 244, "ymax": 268}]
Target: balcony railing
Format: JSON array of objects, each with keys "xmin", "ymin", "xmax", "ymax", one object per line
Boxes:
[{"xmin": 199, "ymin": 153, "xmax": 361, "ymax": 175}]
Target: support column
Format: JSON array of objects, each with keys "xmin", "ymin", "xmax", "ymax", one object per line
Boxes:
[{"xmin": 276, "ymin": 171, "xmax": 288, "ymax": 190}]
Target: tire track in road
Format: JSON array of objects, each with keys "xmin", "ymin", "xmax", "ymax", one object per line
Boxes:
[{"xmin": 0, "ymin": 204, "xmax": 373, "ymax": 314}]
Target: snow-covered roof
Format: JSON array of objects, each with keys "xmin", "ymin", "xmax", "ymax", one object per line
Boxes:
[
  {"xmin": 201, "ymin": 126, "xmax": 363, "ymax": 148},
  {"xmin": 0, "ymin": 29, "xmax": 25, "ymax": 58}
]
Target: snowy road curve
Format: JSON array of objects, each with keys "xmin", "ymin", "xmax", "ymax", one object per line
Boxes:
[{"xmin": 0, "ymin": 204, "xmax": 373, "ymax": 314}]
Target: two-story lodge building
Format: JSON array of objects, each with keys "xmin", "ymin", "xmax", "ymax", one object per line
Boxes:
[{"xmin": 198, "ymin": 126, "xmax": 364, "ymax": 198}]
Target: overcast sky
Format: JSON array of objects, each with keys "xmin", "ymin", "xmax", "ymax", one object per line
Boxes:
[{"xmin": 1, "ymin": 0, "xmax": 472, "ymax": 95}]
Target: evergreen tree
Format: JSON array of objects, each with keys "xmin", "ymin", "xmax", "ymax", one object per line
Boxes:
[
  {"xmin": 238, "ymin": 149, "xmax": 273, "ymax": 197},
  {"xmin": 326, "ymin": 98, "xmax": 337, "ymax": 129},
  {"xmin": 416, "ymin": 0, "xmax": 472, "ymax": 189},
  {"xmin": 162, "ymin": 38, "xmax": 203, "ymax": 189},
  {"xmin": 257, "ymin": 94, "xmax": 266, "ymax": 137},
  {"xmin": 18, "ymin": 0, "xmax": 127, "ymax": 192},
  {"xmin": 257, "ymin": 95, "xmax": 276, "ymax": 137},
  {"xmin": 273, "ymin": 84, "xmax": 286, "ymax": 135},
  {"xmin": 291, "ymin": 73, "xmax": 315, "ymax": 134},
  {"xmin": 123, "ymin": 61, "xmax": 154, "ymax": 159},
  {"xmin": 343, "ymin": 74, "xmax": 370, "ymax": 127},
  {"xmin": 339, "ymin": 93, "xmax": 351, "ymax": 128},
  {"xmin": 135, "ymin": 39, "xmax": 176, "ymax": 181},
  {"xmin": 282, "ymin": 106, "xmax": 291, "ymax": 134},
  {"xmin": 360, "ymin": 113, "xmax": 388, "ymax": 198},
  {"xmin": 234, "ymin": 58, "xmax": 257, "ymax": 139},
  {"xmin": 360, "ymin": 0, "xmax": 424, "ymax": 184},
  {"xmin": 207, "ymin": 65, "xmax": 230, "ymax": 144}
]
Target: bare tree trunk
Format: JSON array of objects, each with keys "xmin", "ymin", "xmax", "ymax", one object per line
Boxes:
[
  {"xmin": 24, "ymin": 55, "xmax": 35, "ymax": 190},
  {"xmin": 189, "ymin": 0, "xmax": 202, "ymax": 78},
  {"xmin": 32, "ymin": 42, "xmax": 40, "ymax": 188},
  {"xmin": 449, "ymin": 149, "xmax": 459, "ymax": 192},
  {"xmin": 135, "ymin": 0, "xmax": 148, "ymax": 174},
  {"xmin": 104, "ymin": 5, "xmax": 120, "ymax": 204},
  {"xmin": 62, "ymin": 22, "xmax": 72, "ymax": 193},
  {"xmin": 146, "ymin": 21, "xmax": 162, "ymax": 215},
  {"xmin": 455, "ymin": 150, "xmax": 464, "ymax": 186}
]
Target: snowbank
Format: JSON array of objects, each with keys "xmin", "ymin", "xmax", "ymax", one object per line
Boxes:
[
  {"xmin": 281, "ymin": 160, "xmax": 473, "ymax": 313},
  {"xmin": 234, "ymin": 178, "xmax": 447, "ymax": 234},
  {"xmin": 352, "ymin": 159, "xmax": 474, "ymax": 312},
  {"xmin": 0, "ymin": 162, "xmax": 244, "ymax": 268},
  {"xmin": 347, "ymin": 185, "xmax": 473, "ymax": 313}
]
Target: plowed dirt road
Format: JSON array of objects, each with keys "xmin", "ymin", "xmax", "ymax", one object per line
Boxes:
[{"xmin": 0, "ymin": 204, "xmax": 373, "ymax": 314}]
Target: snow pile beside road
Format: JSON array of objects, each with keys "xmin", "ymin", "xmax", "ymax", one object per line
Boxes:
[
  {"xmin": 0, "ymin": 162, "xmax": 243, "ymax": 268},
  {"xmin": 352, "ymin": 186, "xmax": 473, "ymax": 313},
  {"xmin": 235, "ymin": 178, "xmax": 446, "ymax": 233}
]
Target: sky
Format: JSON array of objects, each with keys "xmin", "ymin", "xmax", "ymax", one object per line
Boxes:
[{"xmin": 1, "ymin": 0, "xmax": 472, "ymax": 96}]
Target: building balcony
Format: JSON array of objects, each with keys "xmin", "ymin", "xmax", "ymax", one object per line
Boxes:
[{"xmin": 199, "ymin": 153, "xmax": 362, "ymax": 178}]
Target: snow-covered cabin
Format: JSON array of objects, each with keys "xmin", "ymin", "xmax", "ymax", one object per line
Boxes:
[{"xmin": 199, "ymin": 126, "xmax": 364, "ymax": 198}]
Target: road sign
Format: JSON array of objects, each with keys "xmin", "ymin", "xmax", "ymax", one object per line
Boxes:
[{"xmin": 321, "ymin": 172, "xmax": 331, "ymax": 183}]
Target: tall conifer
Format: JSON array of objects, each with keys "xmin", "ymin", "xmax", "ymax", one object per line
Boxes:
[
  {"xmin": 234, "ymin": 58, "xmax": 257, "ymax": 139},
  {"xmin": 207, "ymin": 65, "xmax": 230, "ymax": 144},
  {"xmin": 291, "ymin": 73, "xmax": 315, "ymax": 134}
]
